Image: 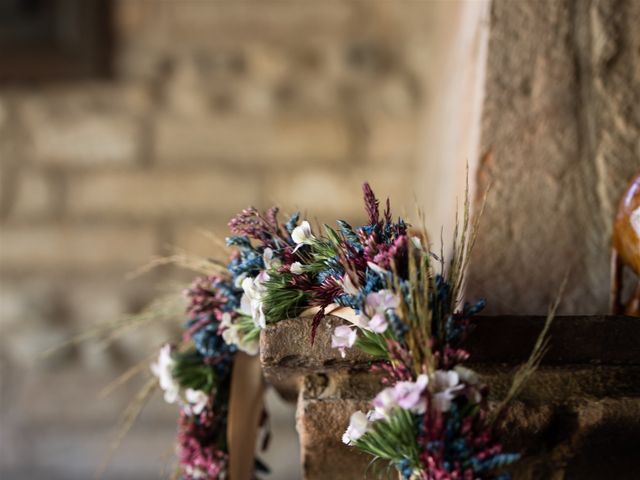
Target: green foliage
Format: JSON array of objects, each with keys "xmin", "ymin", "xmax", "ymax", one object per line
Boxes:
[
  {"xmin": 355, "ymin": 329, "xmax": 390, "ymax": 360},
  {"xmin": 298, "ymin": 228, "xmax": 341, "ymax": 275},
  {"xmin": 262, "ymin": 271, "xmax": 309, "ymax": 323},
  {"xmin": 236, "ymin": 313, "xmax": 261, "ymax": 342},
  {"xmin": 354, "ymin": 408, "xmax": 420, "ymax": 470},
  {"xmin": 172, "ymin": 350, "xmax": 216, "ymax": 392}
]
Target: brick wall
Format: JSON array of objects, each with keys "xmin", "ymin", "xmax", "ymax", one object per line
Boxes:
[{"xmin": 0, "ymin": 2, "xmax": 456, "ymax": 479}]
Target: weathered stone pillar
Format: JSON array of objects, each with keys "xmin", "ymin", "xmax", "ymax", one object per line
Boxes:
[{"xmin": 468, "ymin": 0, "xmax": 640, "ymax": 315}]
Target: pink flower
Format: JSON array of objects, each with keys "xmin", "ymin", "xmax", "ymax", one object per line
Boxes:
[
  {"xmin": 365, "ymin": 289, "xmax": 400, "ymax": 313},
  {"xmin": 354, "ymin": 289, "xmax": 399, "ymax": 333},
  {"xmin": 393, "ymin": 374, "xmax": 429, "ymax": 413},
  {"xmin": 372, "ymin": 374, "xmax": 429, "ymax": 417},
  {"xmin": 331, "ymin": 325, "xmax": 357, "ymax": 358},
  {"xmin": 372, "ymin": 386, "xmax": 397, "ymax": 417},
  {"xmin": 368, "ymin": 313, "xmax": 388, "ymax": 333}
]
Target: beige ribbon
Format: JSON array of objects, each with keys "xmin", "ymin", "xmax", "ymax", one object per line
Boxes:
[
  {"xmin": 300, "ymin": 304, "xmax": 360, "ymax": 324},
  {"xmin": 228, "ymin": 352, "xmax": 264, "ymax": 480}
]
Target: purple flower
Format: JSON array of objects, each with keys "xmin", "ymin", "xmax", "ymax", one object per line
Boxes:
[
  {"xmin": 331, "ymin": 325, "xmax": 357, "ymax": 358},
  {"xmin": 368, "ymin": 313, "xmax": 388, "ymax": 333},
  {"xmin": 372, "ymin": 374, "xmax": 429, "ymax": 417},
  {"xmin": 372, "ymin": 386, "xmax": 397, "ymax": 417},
  {"xmin": 365, "ymin": 289, "xmax": 400, "ymax": 313},
  {"xmin": 353, "ymin": 289, "xmax": 399, "ymax": 333},
  {"xmin": 393, "ymin": 374, "xmax": 429, "ymax": 413}
]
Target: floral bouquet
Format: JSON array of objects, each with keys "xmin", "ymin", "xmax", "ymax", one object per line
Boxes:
[
  {"xmin": 217, "ymin": 182, "xmax": 557, "ymax": 479},
  {"xmin": 64, "ymin": 181, "xmax": 556, "ymax": 480}
]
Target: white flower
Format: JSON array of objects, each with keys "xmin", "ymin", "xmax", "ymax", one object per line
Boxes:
[
  {"xmin": 222, "ymin": 324, "xmax": 240, "ymax": 346},
  {"xmin": 184, "ymin": 388, "xmax": 209, "ymax": 416},
  {"xmin": 184, "ymin": 465, "xmax": 206, "ymax": 479},
  {"xmin": 220, "ymin": 312, "xmax": 260, "ymax": 355},
  {"xmin": 393, "ymin": 374, "xmax": 429, "ymax": 413},
  {"xmin": 342, "ymin": 410, "xmax": 369, "ymax": 444},
  {"xmin": 237, "ymin": 334, "xmax": 259, "ymax": 355},
  {"xmin": 367, "ymin": 261, "xmax": 389, "ymax": 276},
  {"xmin": 240, "ymin": 272, "xmax": 269, "ymax": 329},
  {"xmin": 432, "ymin": 370, "xmax": 463, "ymax": 412},
  {"xmin": 331, "ymin": 325, "xmax": 357, "ymax": 358},
  {"xmin": 263, "ymin": 248, "xmax": 281, "ymax": 270},
  {"xmin": 433, "ymin": 370, "xmax": 460, "ymax": 391},
  {"xmin": 367, "ymin": 409, "xmax": 385, "ymax": 422},
  {"xmin": 631, "ymin": 206, "xmax": 640, "ymax": 238},
  {"xmin": 290, "ymin": 262, "xmax": 304, "ymax": 275},
  {"xmin": 233, "ymin": 272, "xmax": 247, "ymax": 289},
  {"xmin": 410, "ymin": 236, "xmax": 423, "ymax": 250},
  {"xmin": 454, "ymin": 366, "xmax": 479, "ymax": 385},
  {"xmin": 454, "ymin": 366, "xmax": 482, "ymax": 404},
  {"xmin": 291, "ymin": 221, "xmax": 315, "ymax": 250},
  {"xmin": 341, "ymin": 274, "xmax": 360, "ymax": 296},
  {"xmin": 151, "ymin": 344, "xmax": 180, "ymax": 404}
]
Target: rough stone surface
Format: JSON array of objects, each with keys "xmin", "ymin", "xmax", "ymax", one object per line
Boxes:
[
  {"xmin": 469, "ymin": 0, "xmax": 640, "ymax": 315},
  {"xmin": 297, "ymin": 396, "xmax": 373, "ymax": 480},
  {"xmin": 262, "ymin": 315, "xmax": 640, "ymax": 479}
]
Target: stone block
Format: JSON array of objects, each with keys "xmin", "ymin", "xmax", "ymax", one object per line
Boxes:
[
  {"xmin": 261, "ymin": 316, "xmax": 373, "ymax": 376},
  {"xmin": 365, "ymin": 113, "xmax": 419, "ymax": 164},
  {"xmin": 155, "ymin": 114, "xmax": 350, "ymax": 167},
  {"xmin": 20, "ymin": 90, "xmax": 142, "ymax": 168},
  {"xmin": 297, "ymin": 396, "xmax": 373, "ymax": 480},
  {"xmin": 171, "ymin": 222, "xmax": 234, "ymax": 262},
  {"xmin": 0, "ymin": 224, "xmax": 156, "ymax": 272},
  {"xmin": 10, "ymin": 170, "xmax": 56, "ymax": 219},
  {"xmin": 66, "ymin": 169, "xmax": 260, "ymax": 220}
]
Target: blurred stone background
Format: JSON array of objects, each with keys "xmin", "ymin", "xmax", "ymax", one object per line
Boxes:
[
  {"xmin": 0, "ymin": 2, "xmax": 473, "ymax": 479},
  {"xmin": 0, "ymin": 0, "xmax": 638, "ymax": 479}
]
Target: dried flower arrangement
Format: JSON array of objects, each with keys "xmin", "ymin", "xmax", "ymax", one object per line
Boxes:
[{"xmin": 58, "ymin": 181, "xmax": 560, "ymax": 479}]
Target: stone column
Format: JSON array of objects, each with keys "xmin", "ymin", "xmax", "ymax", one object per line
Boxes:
[{"xmin": 468, "ymin": 0, "xmax": 640, "ymax": 315}]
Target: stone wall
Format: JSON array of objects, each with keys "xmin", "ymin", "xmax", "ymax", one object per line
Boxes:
[
  {"xmin": 0, "ymin": 2, "xmax": 452, "ymax": 479},
  {"xmin": 468, "ymin": 0, "xmax": 640, "ymax": 315}
]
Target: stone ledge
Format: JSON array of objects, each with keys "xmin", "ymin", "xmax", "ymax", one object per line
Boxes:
[
  {"xmin": 467, "ymin": 315, "xmax": 640, "ymax": 365},
  {"xmin": 261, "ymin": 314, "xmax": 640, "ymax": 398},
  {"xmin": 261, "ymin": 315, "xmax": 640, "ymax": 370}
]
